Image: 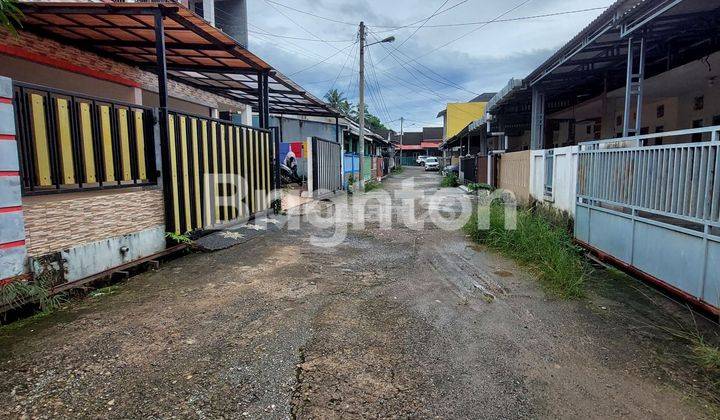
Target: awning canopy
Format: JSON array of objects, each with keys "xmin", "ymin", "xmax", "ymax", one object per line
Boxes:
[
  {"xmin": 489, "ymin": 0, "xmax": 720, "ymax": 117},
  {"xmin": 17, "ymin": 1, "xmax": 337, "ymax": 117}
]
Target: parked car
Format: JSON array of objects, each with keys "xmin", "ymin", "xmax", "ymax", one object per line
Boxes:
[
  {"xmin": 424, "ymin": 157, "xmax": 440, "ymax": 171},
  {"xmin": 416, "ymin": 155, "xmax": 428, "ymax": 166}
]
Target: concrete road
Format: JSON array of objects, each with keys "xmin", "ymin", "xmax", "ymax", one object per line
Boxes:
[{"xmin": 0, "ymin": 167, "xmax": 711, "ymax": 419}]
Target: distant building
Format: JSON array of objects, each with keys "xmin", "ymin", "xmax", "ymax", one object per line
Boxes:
[
  {"xmin": 188, "ymin": 0, "xmax": 248, "ymax": 48},
  {"xmin": 437, "ymin": 93, "xmax": 495, "ymax": 140}
]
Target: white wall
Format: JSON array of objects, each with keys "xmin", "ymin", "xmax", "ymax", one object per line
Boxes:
[{"xmin": 530, "ymin": 146, "xmax": 578, "ymax": 216}]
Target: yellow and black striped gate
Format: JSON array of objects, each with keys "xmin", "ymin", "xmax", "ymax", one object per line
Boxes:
[{"xmin": 164, "ymin": 110, "xmax": 274, "ymax": 234}]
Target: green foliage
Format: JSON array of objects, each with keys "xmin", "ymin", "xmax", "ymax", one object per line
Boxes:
[
  {"xmin": 363, "ymin": 180, "xmax": 381, "ymax": 192},
  {"xmin": 694, "ymin": 340, "xmax": 720, "ymax": 371},
  {"xmin": 0, "ymin": 257, "xmax": 65, "ymax": 314},
  {"xmin": 440, "ymin": 173, "xmax": 459, "ymax": 188},
  {"xmin": 467, "ymin": 182, "xmax": 492, "ymax": 192},
  {"xmin": 464, "ymin": 204, "xmax": 588, "ymax": 299},
  {"xmin": 347, "ymin": 174, "xmax": 356, "ymax": 186},
  {"xmin": 0, "ymin": 0, "xmax": 23, "ymax": 35},
  {"xmin": 165, "ymin": 232, "xmax": 193, "ymax": 245},
  {"xmin": 391, "ymin": 165, "xmax": 404, "ymax": 174},
  {"xmin": 324, "ymin": 89, "xmax": 387, "ymax": 132}
]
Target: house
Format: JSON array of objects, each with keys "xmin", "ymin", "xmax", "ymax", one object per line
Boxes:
[
  {"xmin": 0, "ymin": 1, "xmax": 336, "ymax": 301},
  {"xmin": 437, "ymin": 93, "xmax": 495, "ymax": 165},
  {"xmin": 443, "ymin": 0, "xmax": 720, "ymax": 314},
  {"xmin": 391, "ymin": 126, "xmax": 444, "ymax": 165}
]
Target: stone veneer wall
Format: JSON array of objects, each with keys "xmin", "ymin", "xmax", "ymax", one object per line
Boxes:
[{"xmin": 23, "ymin": 189, "xmax": 165, "ymax": 257}]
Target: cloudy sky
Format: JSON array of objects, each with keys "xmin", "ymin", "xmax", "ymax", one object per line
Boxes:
[{"xmin": 235, "ymin": 0, "xmax": 610, "ymax": 132}]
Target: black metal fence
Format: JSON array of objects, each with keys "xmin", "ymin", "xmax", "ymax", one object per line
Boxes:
[
  {"xmin": 13, "ymin": 82, "xmax": 157, "ymax": 195},
  {"xmin": 460, "ymin": 156, "xmax": 477, "ymax": 184},
  {"xmin": 165, "ymin": 110, "xmax": 273, "ymax": 234}
]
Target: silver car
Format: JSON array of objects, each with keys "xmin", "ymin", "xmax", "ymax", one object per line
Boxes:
[{"xmin": 424, "ymin": 157, "xmax": 440, "ymax": 171}]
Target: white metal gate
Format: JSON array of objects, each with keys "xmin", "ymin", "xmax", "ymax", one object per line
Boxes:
[{"xmin": 575, "ymin": 128, "xmax": 720, "ymax": 313}]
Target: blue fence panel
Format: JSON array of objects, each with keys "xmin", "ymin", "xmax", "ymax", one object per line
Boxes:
[{"xmin": 343, "ymin": 153, "xmax": 360, "ymax": 188}]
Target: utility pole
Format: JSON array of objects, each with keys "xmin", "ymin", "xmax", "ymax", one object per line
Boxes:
[
  {"xmin": 399, "ymin": 117, "xmax": 404, "ymax": 166},
  {"xmin": 356, "ymin": 24, "xmax": 393, "ymax": 188},
  {"xmin": 358, "ymin": 21, "xmax": 366, "ymax": 190}
]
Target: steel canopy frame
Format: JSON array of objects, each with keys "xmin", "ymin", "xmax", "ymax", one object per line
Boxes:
[{"xmin": 16, "ymin": 2, "xmax": 337, "ymax": 119}]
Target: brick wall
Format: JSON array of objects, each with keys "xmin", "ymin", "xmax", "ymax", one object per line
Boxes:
[
  {"xmin": 0, "ymin": 76, "xmax": 27, "ymax": 280},
  {"xmin": 23, "ymin": 189, "xmax": 165, "ymax": 257},
  {"xmin": 0, "ymin": 29, "xmax": 244, "ymax": 111}
]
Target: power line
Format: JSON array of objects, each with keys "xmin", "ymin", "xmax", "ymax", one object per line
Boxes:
[
  {"xmin": 375, "ymin": 0, "xmax": 453, "ymax": 65},
  {"xmin": 247, "ymin": 28, "xmax": 354, "ymax": 43},
  {"xmin": 373, "ymin": 6, "xmax": 609, "ymax": 31},
  {"xmin": 365, "ymin": 46, "xmax": 394, "ymax": 123},
  {"xmin": 263, "ymin": 0, "xmax": 343, "ymax": 52},
  {"xmin": 287, "ymin": 41, "xmax": 358, "ymax": 76},
  {"xmin": 368, "ymin": 29, "xmax": 464, "ymax": 102},
  {"xmin": 369, "ymin": 27, "xmax": 478, "ymax": 96},
  {"xmin": 329, "ymin": 40, "xmax": 358, "ymax": 94},
  {"xmin": 264, "ymin": 0, "xmax": 357, "ymax": 26},
  {"xmin": 383, "ymin": 0, "xmax": 532, "ymax": 72}
]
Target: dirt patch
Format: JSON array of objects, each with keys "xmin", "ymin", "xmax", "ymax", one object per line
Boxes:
[{"xmin": 0, "ymin": 168, "xmax": 715, "ymax": 419}]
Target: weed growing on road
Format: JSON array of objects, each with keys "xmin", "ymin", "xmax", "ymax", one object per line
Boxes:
[
  {"xmin": 464, "ymin": 204, "xmax": 587, "ymax": 298},
  {"xmin": 364, "ymin": 180, "xmax": 381, "ymax": 192},
  {"xmin": 440, "ymin": 173, "xmax": 459, "ymax": 188},
  {"xmin": 391, "ymin": 166, "xmax": 404, "ymax": 174}
]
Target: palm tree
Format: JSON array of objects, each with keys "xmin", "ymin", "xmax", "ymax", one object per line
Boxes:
[
  {"xmin": 0, "ymin": 0, "xmax": 22, "ymax": 35},
  {"xmin": 324, "ymin": 89, "xmax": 351, "ymax": 117}
]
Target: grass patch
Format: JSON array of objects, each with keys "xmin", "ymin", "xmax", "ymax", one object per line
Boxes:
[
  {"xmin": 464, "ymin": 203, "xmax": 588, "ymax": 298},
  {"xmin": 467, "ymin": 182, "xmax": 493, "ymax": 192},
  {"xmin": 694, "ymin": 340, "xmax": 720, "ymax": 371},
  {"xmin": 440, "ymin": 173, "xmax": 459, "ymax": 188},
  {"xmin": 364, "ymin": 180, "xmax": 381, "ymax": 192}
]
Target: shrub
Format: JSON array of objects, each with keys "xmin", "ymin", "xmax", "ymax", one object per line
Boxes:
[
  {"xmin": 364, "ymin": 180, "xmax": 381, "ymax": 192},
  {"xmin": 440, "ymin": 173, "xmax": 459, "ymax": 188},
  {"xmin": 467, "ymin": 182, "xmax": 493, "ymax": 192},
  {"xmin": 464, "ymin": 203, "xmax": 588, "ymax": 299}
]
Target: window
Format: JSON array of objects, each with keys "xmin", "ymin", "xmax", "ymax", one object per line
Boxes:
[
  {"xmin": 656, "ymin": 104, "xmax": 664, "ymax": 118},
  {"xmin": 694, "ymin": 96, "xmax": 704, "ymax": 111}
]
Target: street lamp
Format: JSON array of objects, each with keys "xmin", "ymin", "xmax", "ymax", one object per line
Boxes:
[{"xmin": 358, "ymin": 22, "xmax": 394, "ymax": 190}]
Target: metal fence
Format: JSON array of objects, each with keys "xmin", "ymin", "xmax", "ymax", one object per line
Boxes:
[
  {"xmin": 165, "ymin": 110, "xmax": 273, "ymax": 234},
  {"xmin": 575, "ymin": 126, "xmax": 720, "ymax": 312},
  {"xmin": 13, "ymin": 82, "xmax": 157, "ymax": 194},
  {"xmin": 310, "ymin": 137, "xmax": 342, "ymax": 195},
  {"xmin": 460, "ymin": 156, "xmax": 477, "ymax": 184}
]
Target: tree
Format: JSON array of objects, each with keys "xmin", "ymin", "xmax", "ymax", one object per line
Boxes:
[
  {"xmin": 324, "ymin": 89, "xmax": 351, "ymax": 117},
  {"xmin": 324, "ymin": 88, "xmax": 386, "ymax": 132},
  {"xmin": 0, "ymin": 0, "xmax": 22, "ymax": 35}
]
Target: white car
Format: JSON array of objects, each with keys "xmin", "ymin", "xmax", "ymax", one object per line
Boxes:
[
  {"xmin": 416, "ymin": 155, "xmax": 428, "ymax": 165},
  {"xmin": 424, "ymin": 157, "xmax": 440, "ymax": 171}
]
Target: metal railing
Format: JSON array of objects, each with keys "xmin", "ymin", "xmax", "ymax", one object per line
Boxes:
[
  {"xmin": 579, "ymin": 125, "xmax": 720, "ymax": 151},
  {"xmin": 13, "ymin": 82, "xmax": 157, "ymax": 195},
  {"xmin": 578, "ymin": 129, "xmax": 720, "ymax": 226}
]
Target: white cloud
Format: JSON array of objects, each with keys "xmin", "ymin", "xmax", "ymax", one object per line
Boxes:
[{"xmin": 244, "ymin": 0, "xmax": 609, "ymax": 131}]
